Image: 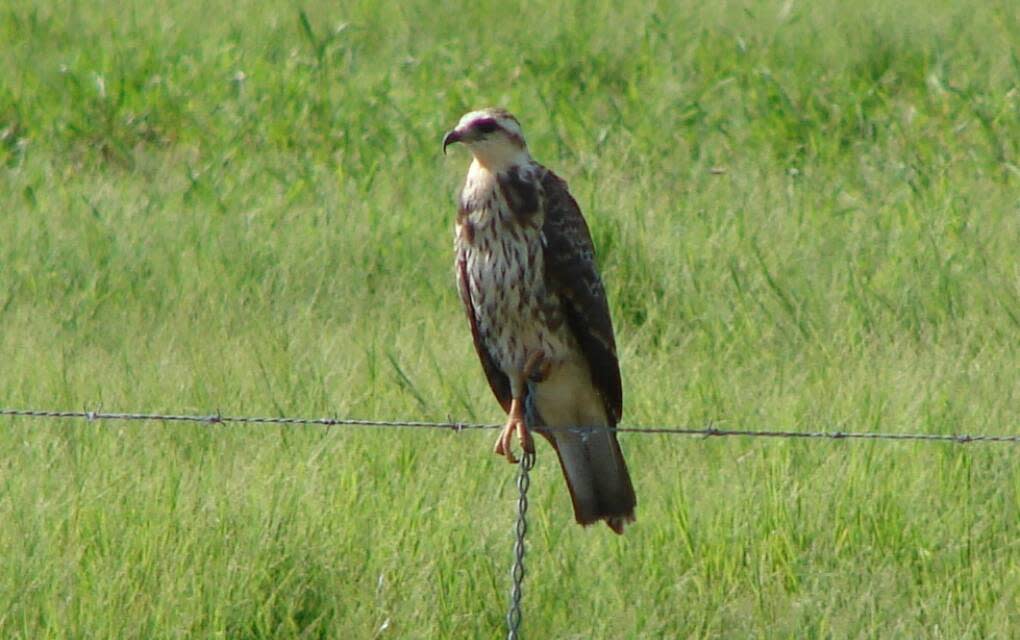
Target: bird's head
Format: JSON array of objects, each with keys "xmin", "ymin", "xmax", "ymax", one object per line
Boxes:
[{"xmin": 443, "ymin": 108, "xmax": 530, "ymax": 170}]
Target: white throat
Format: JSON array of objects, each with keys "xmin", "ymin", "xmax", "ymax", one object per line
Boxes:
[{"xmin": 466, "ymin": 139, "xmax": 532, "ymax": 173}]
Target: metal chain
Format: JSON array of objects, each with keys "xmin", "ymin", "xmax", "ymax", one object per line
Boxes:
[{"xmin": 507, "ymin": 451, "xmax": 535, "ymax": 640}]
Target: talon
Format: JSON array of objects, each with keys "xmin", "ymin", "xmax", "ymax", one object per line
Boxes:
[
  {"xmin": 494, "ymin": 397, "xmax": 531, "ymax": 463},
  {"xmin": 528, "ymin": 359, "xmax": 552, "ymax": 383},
  {"xmin": 523, "ymin": 350, "xmax": 547, "ymax": 382},
  {"xmin": 493, "ymin": 351, "xmax": 546, "ymax": 463},
  {"xmin": 519, "ymin": 421, "xmax": 534, "ymax": 455},
  {"xmin": 494, "ymin": 423, "xmax": 518, "ymax": 463}
]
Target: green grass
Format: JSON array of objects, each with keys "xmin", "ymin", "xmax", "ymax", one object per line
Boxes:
[{"xmin": 2, "ymin": 0, "xmax": 1019, "ymax": 636}]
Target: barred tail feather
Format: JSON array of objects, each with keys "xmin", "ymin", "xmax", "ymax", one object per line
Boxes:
[{"xmin": 542, "ymin": 427, "xmax": 636, "ymax": 533}]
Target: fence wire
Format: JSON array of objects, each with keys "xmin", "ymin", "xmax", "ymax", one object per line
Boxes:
[
  {"xmin": 3, "ymin": 404, "xmax": 1017, "ymax": 638},
  {"xmin": 1, "ymin": 407, "xmax": 1019, "ymax": 444}
]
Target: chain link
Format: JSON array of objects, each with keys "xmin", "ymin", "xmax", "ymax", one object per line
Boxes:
[{"xmin": 507, "ymin": 451, "xmax": 535, "ymax": 640}]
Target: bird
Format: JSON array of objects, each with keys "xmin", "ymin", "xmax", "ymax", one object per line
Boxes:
[{"xmin": 443, "ymin": 108, "xmax": 636, "ymax": 533}]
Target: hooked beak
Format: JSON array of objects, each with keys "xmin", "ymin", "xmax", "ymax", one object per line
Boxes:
[{"xmin": 442, "ymin": 129, "xmax": 462, "ymax": 155}]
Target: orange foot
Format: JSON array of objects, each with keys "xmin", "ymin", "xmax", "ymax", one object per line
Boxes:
[
  {"xmin": 493, "ymin": 350, "xmax": 547, "ymax": 463},
  {"xmin": 494, "ymin": 398, "xmax": 534, "ymax": 463}
]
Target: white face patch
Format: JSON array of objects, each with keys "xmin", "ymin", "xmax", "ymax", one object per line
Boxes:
[{"xmin": 453, "ymin": 109, "xmax": 530, "ymax": 171}]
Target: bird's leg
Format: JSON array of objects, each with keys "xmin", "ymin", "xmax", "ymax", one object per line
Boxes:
[
  {"xmin": 494, "ymin": 350, "xmax": 546, "ymax": 463},
  {"xmin": 494, "ymin": 398, "xmax": 529, "ymax": 464}
]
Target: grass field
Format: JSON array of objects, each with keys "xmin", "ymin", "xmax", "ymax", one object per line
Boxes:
[{"xmin": 2, "ymin": 0, "xmax": 1019, "ymax": 636}]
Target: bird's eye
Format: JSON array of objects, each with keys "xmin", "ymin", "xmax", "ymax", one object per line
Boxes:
[{"xmin": 475, "ymin": 120, "xmax": 499, "ymax": 134}]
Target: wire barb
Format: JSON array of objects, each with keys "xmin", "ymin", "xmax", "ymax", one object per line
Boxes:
[{"xmin": 507, "ymin": 451, "xmax": 535, "ymax": 640}]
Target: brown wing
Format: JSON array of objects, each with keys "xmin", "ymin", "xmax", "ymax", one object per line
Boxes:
[
  {"xmin": 456, "ymin": 250, "xmax": 512, "ymax": 413},
  {"xmin": 539, "ymin": 169, "xmax": 623, "ymax": 424}
]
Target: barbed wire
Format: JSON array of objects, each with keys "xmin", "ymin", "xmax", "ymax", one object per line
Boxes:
[
  {"xmin": 3, "ymin": 404, "xmax": 1017, "ymax": 638},
  {"xmin": 1, "ymin": 407, "xmax": 1018, "ymax": 444}
]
